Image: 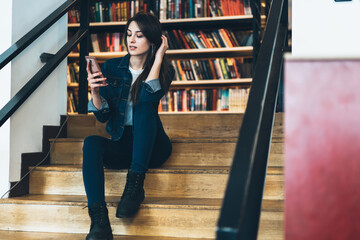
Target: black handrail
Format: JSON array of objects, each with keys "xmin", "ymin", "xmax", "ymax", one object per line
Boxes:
[
  {"xmin": 216, "ymin": 0, "xmax": 288, "ymax": 239},
  {"xmin": 0, "ymin": 0, "xmax": 78, "ymax": 70},
  {"xmin": 0, "ymin": 0, "xmax": 90, "ymax": 127}
]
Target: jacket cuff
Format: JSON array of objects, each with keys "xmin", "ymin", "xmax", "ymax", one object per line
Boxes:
[
  {"xmin": 88, "ymin": 96, "xmax": 109, "ymax": 113},
  {"xmin": 145, "ymin": 78, "xmax": 162, "ymax": 93}
]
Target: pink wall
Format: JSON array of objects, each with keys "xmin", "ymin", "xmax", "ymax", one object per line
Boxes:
[{"xmin": 285, "ymin": 59, "xmax": 360, "ymax": 239}]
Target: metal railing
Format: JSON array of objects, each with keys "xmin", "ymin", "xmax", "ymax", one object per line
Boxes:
[
  {"xmin": 216, "ymin": 0, "xmax": 288, "ymax": 239},
  {"xmin": 0, "ymin": 0, "xmax": 90, "ymax": 127}
]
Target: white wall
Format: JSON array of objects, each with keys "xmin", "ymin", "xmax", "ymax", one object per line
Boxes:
[
  {"xmin": 292, "ymin": 0, "xmax": 360, "ymax": 57},
  {"xmin": 0, "ymin": 1, "xmax": 13, "ymax": 198},
  {"xmin": 7, "ymin": 0, "xmax": 67, "ymax": 185}
]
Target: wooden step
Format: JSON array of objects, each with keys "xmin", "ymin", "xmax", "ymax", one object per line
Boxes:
[
  {"xmin": 49, "ymin": 137, "xmax": 284, "ymax": 167},
  {"xmin": 0, "ymin": 231, "xmax": 214, "ymax": 240},
  {"xmin": 66, "ymin": 113, "xmax": 284, "ymax": 139},
  {"xmin": 0, "ymin": 195, "xmax": 283, "ymax": 239},
  {"xmin": 29, "ymin": 165, "xmax": 284, "ymax": 200}
]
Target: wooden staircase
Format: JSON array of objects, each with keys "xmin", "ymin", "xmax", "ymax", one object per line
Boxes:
[{"xmin": 0, "ymin": 113, "xmax": 284, "ymax": 239}]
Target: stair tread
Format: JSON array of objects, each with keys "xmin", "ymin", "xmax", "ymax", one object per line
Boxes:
[
  {"xmin": 31, "ymin": 164, "xmax": 231, "ymax": 173},
  {"xmin": 50, "ymin": 137, "xmax": 284, "ymax": 143},
  {"xmin": 30, "ymin": 164, "xmax": 284, "ymax": 175},
  {"xmin": 50, "ymin": 137, "xmax": 239, "ymax": 143},
  {"xmin": 0, "ymin": 194, "xmax": 283, "ymax": 212},
  {"xmin": 0, "ymin": 230, "xmax": 214, "ymax": 239},
  {"xmin": 0, "ymin": 194, "xmax": 222, "ymax": 210}
]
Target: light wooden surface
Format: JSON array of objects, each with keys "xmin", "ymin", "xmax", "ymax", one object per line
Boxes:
[
  {"xmin": 29, "ymin": 165, "xmax": 283, "ymax": 200},
  {"xmin": 66, "ymin": 113, "xmax": 284, "ymax": 139},
  {"xmin": 0, "ymin": 112, "xmax": 284, "ymax": 239},
  {"xmin": 0, "ymin": 195, "xmax": 282, "ymax": 239},
  {"xmin": 0, "ymin": 231, "xmax": 214, "ymax": 240},
  {"xmin": 68, "ymin": 78, "xmax": 252, "ymax": 88},
  {"xmin": 49, "ymin": 137, "xmax": 283, "ymax": 167}
]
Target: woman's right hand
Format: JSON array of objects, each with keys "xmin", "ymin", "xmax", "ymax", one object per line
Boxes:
[{"xmin": 87, "ymin": 61, "xmax": 108, "ymax": 95}]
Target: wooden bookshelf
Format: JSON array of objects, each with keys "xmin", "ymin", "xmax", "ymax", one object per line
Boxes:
[{"xmin": 67, "ymin": 4, "xmax": 259, "ymax": 114}]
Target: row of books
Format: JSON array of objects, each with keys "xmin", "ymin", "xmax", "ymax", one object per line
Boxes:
[
  {"xmin": 164, "ymin": 29, "xmax": 252, "ymax": 50},
  {"xmin": 90, "ymin": 33, "xmax": 126, "ymax": 52},
  {"xmin": 67, "ymin": 88, "xmax": 249, "ymax": 113},
  {"xmin": 67, "ymin": 56, "xmax": 251, "ymax": 83},
  {"xmin": 67, "ymin": 90, "xmax": 92, "ymax": 113},
  {"xmin": 164, "ymin": 0, "xmax": 251, "ymax": 19},
  {"xmin": 67, "ymin": 62, "xmax": 79, "ymax": 84},
  {"xmin": 68, "ymin": 0, "xmax": 251, "ymax": 23},
  {"xmin": 68, "ymin": 1, "xmax": 147, "ymax": 23},
  {"xmin": 159, "ymin": 87, "xmax": 250, "ymax": 112},
  {"xmin": 171, "ymin": 58, "xmax": 252, "ymax": 80},
  {"xmin": 71, "ymin": 29, "xmax": 252, "ymax": 54}
]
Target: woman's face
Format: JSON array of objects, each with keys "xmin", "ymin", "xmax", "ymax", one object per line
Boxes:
[{"xmin": 126, "ymin": 21, "xmax": 151, "ymax": 58}]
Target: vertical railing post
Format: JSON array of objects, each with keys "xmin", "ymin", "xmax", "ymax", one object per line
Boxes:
[
  {"xmin": 281, "ymin": 0, "xmax": 289, "ymax": 48},
  {"xmin": 78, "ymin": 0, "xmax": 90, "ymax": 114},
  {"xmin": 251, "ymin": 0, "xmax": 261, "ymax": 70}
]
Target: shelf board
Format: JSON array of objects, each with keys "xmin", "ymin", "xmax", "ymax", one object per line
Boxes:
[
  {"xmin": 67, "ymin": 111, "xmax": 245, "ymax": 115},
  {"xmin": 67, "ymin": 79, "xmax": 252, "ymax": 88},
  {"xmin": 68, "ymin": 15, "xmax": 254, "ymax": 28},
  {"xmin": 161, "ymin": 15, "xmax": 253, "ymax": 23},
  {"xmin": 68, "ymin": 47, "xmax": 253, "ymax": 60},
  {"xmin": 168, "ymin": 47, "xmax": 252, "ymax": 55},
  {"xmin": 159, "ymin": 111, "xmax": 246, "ymax": 114},
  {"xmin": 68, "ymin": 15, "xmax": 266, "ymax": 29},
  {"xmin": 171, "ymin": 79, "xmax": 252, "ymax": 85},
  {"xmin": 68, "ymin": 83, "xmax": 81, "ymax": 87}
]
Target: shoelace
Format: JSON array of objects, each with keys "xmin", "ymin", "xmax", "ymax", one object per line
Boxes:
[
  {"xmin": 123, "ymin": 174, "xmax": 144, "ymax": 198},
  {"xmin": 89, "ymin": 205, "xmax": 108, "ymax": 225}
]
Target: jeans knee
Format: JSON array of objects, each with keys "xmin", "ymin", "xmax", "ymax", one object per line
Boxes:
[{"xmin": 83, "ymin": 135, "xmax": 103, "ymax": 153}]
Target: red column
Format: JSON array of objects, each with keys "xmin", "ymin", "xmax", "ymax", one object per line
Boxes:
[{"xmin": 285, "ymin": 59, "xmax": 360, "ymax": 240}]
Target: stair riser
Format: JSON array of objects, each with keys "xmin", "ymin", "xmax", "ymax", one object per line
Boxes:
[
  {"xmin": 0, "ymin": 204, "xmax": 282, "ymax": 239},
  {"xmin": 67, "ymin": 114, "xmax": 241, "ymax": 139},
  {"xmin": 66, "ymin": 114, "xmax": 284, "ymax": 139},
  {"xmin": 50, "ymin": 141, "xmax": 284, "ymax": 167},
  {"xmin": 29, "ymin": 171, "xmax": 284, "ymax": 200}
]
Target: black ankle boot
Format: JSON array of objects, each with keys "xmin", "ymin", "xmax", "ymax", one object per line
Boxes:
[
  {"xmin": 116, "ymin": 170, "xmax": 146, "ymax": 218},
  {"xmin": 86, "ymin": 202, "xmax": 113, "ymax": 240}
]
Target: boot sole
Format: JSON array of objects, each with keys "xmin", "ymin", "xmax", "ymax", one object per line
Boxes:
[
  {"xmin": 115, "ymin": 209, "xmax": 138, "ymax": 218},
  {"xmin": 116, "ymin": 196, "xmax": 145, "ymax": 218},
  {"xmin": 86, "ymin": 236, "xmax": 113, "ymax": 240}
]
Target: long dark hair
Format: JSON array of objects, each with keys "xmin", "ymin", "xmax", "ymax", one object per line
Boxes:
[{"xmin": 125, "ymin": 12, "xmax": 171, "ymax": 104}]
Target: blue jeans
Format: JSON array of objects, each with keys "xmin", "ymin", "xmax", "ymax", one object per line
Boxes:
[{"xmin": 82, "ymin": 101, "xmax": 172, "ymax": 205}]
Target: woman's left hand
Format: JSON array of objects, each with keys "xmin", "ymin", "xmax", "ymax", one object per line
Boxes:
[{"xmin": 155, "ymin": 35, "xmax": 168, "ymax": 61}]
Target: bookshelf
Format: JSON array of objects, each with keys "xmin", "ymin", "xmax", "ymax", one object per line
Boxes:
[
  {"xmin": 68, "ymin": 47, "xmax": 253, "ymax": 59},
  {"xmin": 67, "ymin": 0, "xmax": 264, "ymax": 114}
]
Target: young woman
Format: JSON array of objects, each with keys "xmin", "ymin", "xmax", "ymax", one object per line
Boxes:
[{"xmin": 82, "ymin": 12, "xmax": 174, "ymax": 240}]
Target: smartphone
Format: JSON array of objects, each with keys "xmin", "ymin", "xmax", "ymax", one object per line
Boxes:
[{"xmin": 85, "ymin": 56, "xmax": 101, "ymax": 75}]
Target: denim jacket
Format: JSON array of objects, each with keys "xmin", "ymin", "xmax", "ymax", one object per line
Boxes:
[{"xmin": 88, "ymin": 54, "xmax": 174, "ymax": 140}]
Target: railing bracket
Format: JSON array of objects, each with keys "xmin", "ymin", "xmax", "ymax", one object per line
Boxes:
[{"xmin": 40, "ymin": 53, "xmax": 55, "ymax": 63}]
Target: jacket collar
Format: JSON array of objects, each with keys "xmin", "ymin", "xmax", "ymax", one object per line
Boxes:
[{"xmin": 118, "ymin": 54, "xmax": 130, "ymax": 69}]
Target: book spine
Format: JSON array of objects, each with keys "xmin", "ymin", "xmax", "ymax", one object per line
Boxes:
[
  {"xmin": 177, "ymin": 30, "xmax": 192, "ymax": 49},
  {"xmin": 189, "ymin": 32, "xmax": 205, "ymax": 49},
  {"xmin": 219, "ymin": 58, "xmax": 229, "ymax": 79},
  {"xmin": 218, "ymin": 29, "xmax": 231, "ymax": 47}
]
